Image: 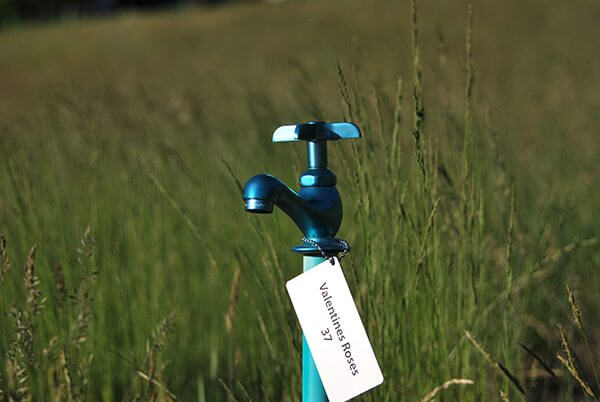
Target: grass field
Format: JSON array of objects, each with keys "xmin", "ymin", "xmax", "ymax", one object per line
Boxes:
[{"xmin": 1, "ymin": 0, "xmax": 599, "ymax": 400}]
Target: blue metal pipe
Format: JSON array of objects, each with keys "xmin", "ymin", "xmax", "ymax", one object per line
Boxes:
[{"xmin": 302, "ymin": 256, "xmax": 328, "ymax": 402}]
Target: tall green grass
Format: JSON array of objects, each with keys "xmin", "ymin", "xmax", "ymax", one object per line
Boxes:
[{"xmin": 0, "ymin": 0, "xmax": 599, "ymax": 400}]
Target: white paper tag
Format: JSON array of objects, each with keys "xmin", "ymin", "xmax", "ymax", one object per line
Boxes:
[{"xmin": 286, "ymin": 257, "xmax": 383, "ymax": 402}]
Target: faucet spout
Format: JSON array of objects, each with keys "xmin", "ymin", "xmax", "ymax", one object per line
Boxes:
[{"xmin": 243, "ymin": 174, "xmax": 342, "ymax": 243}]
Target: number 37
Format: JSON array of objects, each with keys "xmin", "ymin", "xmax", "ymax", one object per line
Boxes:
[{"xmin": 321, "ymin": 328, "xmax": 332, "ymax": 341}]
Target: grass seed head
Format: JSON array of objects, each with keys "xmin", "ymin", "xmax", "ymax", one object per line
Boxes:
[
  {"xmin": 557, "ymin": 322, "xmax": 598, "ymax": 399},
  {"xmin": 6, "ymin": 324, "xmax": 32, "ymax": 401},
  {"xmin": 336, "ymin": 59, "xmax": 353, "ymax": 121},
  {"xmin": 557, "ymin": 323, "xmax": 576, "ymax": 366},
  {"xmin": 24, "ymin": 245, "xmax": 45, "ymax": 316},
  {"xmin": 9, "ymin": 304, "xmax": 36, "ymax": 368},
  {"xmin": 557, "ymin": 353, "xmax": 596, "ymax": 399},
  {"xmin": 566, "ymin": 284, "xmax": 583, "ymax": 330}
]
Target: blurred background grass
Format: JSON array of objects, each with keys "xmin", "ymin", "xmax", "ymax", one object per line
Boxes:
[{"xmin": 0, "ymin": 0, "xmax": 599, "ymax": 400}]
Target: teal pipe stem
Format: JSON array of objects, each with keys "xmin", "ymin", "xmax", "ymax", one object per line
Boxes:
[{"xmin": 302, "ymin": 256, "xmax": 328, "ymax": 402}]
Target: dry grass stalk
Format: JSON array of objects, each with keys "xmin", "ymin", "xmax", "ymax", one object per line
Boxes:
[
  {"xmin": 151, "ymin": 311, "xmax": 176, "ymax": 350},
  {"xmin": 257, "ymin": 312, "xmax": 277, "ymax": 360},
  {"xmin": 234, "ymin": 347, "xmax": 242, "ymax": 368},
  {"xmin": 567, "ymin": 283, "xmax": 600, "ymax": 392},
  {"xmin": 0, "ymin": 234, "xmax": 11, "ymax": 283},
  {"xmin": 412, "ymin": 197, "xmax": 440, "ymax": 288},
  {"xmin": 60, "ymin": 346, "xmax": 75, "ymax": 402},
  {"xmin": 566, "ymin": 285, "xmax": 583, "ymax": 330},
  {"xmin": 218, "ymin": 378, "xmax": 238, "ymax": 402},
  {"xmin": 72, "ymin": 294, "xmax": 92, "ymax": 350},
  {"xmin": 235, "ymin": 379, "xmax": 252, "ymax": 402},
  {"xmin": 410, "ymin": 0, "xmax": 426, "ymax": 182},
  {"xmin": 465, "ymin": 330, "xmax": 494, "ymax": 365},
  {"xmin": 420, "ymin": 378, "xmax": 474, "ymax": 402},
  {"xmin": 142, "ymin": 310, "xmax": 177, "ymax": 401},
  {"xmin": 465, "ymin": 331, "xmax": 525, "ymax": 396},
  {"xmin": 557, "ymin": 354, "xmax": 596, "ymax": 399},
  {"xmin": 0, "ymin": 236, "xmax": 11, "ymax": 398},
  {"xmin": 390, "ymin": 76, "xmax": 403, "ymax": 178},
  {"xmin": 541, "ymin": 238, "xmax": 598, "ymax": 267},
  {"xmin": 9, "ymin": 305, "xmax": 36, "ymax": 369},
  {"xmin": 5, "ymin": 356, "xmax": 31, "ymax": 402},
  {"xmin": 72, "ymin": 299, "xmax": 92, "ymax": 346},
  {"xmin": 58, "ymin": 225, "xmax": 98, "ymax": 400},
  {"xmin": 336, "ymin": 59, "xmax": 354, "ymax": 122},
  {"xmin": 72, "ymin": 225, "xmax": 97, "ymax": 346},
  {"xmin": 42, "ymin": 336, "xmax": 61, "ymax": 398},
  {"xmin": 505, "ymin": 186, "xmax": 515, "ymax": 295},
  {"xmin": 372, "ymin": 81, "xmax": 385, "ymax": 143},
  {"xmin": 225, "ymin": 267, "xmax": 241, "ymax": 334},
  {"xmin": 499, "ymin": 388, "xmax": 509, "ymax": 401},
  {"xmin": 557, "ymin": 323, "xmax": 597, "ymax": 399},
  {"xmin": 24, "ymin": 245, "xmax": 45, "ymax": 316},
  {"xmin": 461, "ymin": 4, "xmax": 474, "ymax": 211},
  {"xmin": 136, "ymin": 370, "xmax": 177, "ymax": 401},
  {"xmin": 148, "ymin": 173, "xmax": 219, "ymax": 273},
  {"xmin": 557, "ymin": 324, "xmax": 576, "ymax": 372},
  {"xmin": 464, "ymin": 3, "xmax": 473, "ymax": 136},
  {"xmin": 484, "ymin": 108, "xmax": 507, "ymax": 184},
  {"xmin": 54, "ymin": 262, "xmax": 67, "ymax": 310},
  {"xmin": 77, "ymin": 225, "xmax": 95, "ymax": 272},
  {"xmin": 4, "ymin": 243, "xmax": 45, "ymax": 401},
  {"xmin": 515, "ymin": 238, "xmax": 598, "ymax": 294},
  {"xmin": 221, "ymin": 158, "xmax": 244, "ymax": 195},
  {"xmin": 449, "ymin": 237, "xmax": 598, "ymax": 361}
]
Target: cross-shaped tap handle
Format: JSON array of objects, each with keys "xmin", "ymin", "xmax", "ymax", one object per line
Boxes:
[{"xmin": 272, "ymin": 121, "xmax": 361, "ymax": 143}]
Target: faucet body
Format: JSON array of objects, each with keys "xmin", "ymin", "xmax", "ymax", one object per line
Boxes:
[
  {"xmin": 244, "ymin": 173, "xmax": 341, "ymax": 236},
  {"xmin": 243, "ymin": 122, "xmax": 360, "ymax": 254},
  {"xmin": 243, "ymin": 172, "xmax": 343, "ymax": 254}
]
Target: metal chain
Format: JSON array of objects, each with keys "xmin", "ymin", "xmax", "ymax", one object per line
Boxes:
[
  {"xmin": 301, "ymin": 236, "xmax": 329, "ymax": 260},
  {"xmin": 301, "ymin": 236, "xmax": 351, "ymax": 265},
  {"xmin": 335, "ymin": 238, "xmax": 350, "ymax": 261}
]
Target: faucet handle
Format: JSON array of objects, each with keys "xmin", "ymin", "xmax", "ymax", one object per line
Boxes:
[{"xmin": 272, "ymin": 121, "xmax": 361, "ymax": 143}]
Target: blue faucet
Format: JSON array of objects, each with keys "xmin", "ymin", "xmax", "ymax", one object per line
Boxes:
[
  {"xmin": 243, "ymin": 121, "xmax": 361, "ymax": 401},
  {"xmin": 243, "ymin": 121, "xmax": 361, "ymax": 255}
]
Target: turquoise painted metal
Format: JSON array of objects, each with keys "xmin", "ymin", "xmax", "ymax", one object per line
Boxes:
[
  {"xmin": 302, "ymin": 255, "xmax": 328, "ymax": 402},
  {"xmin": 242, "ymin": 121, "xmax": 361, "ymax": 402}
]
